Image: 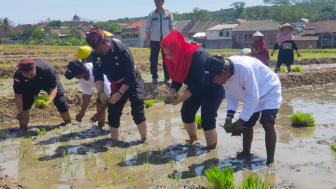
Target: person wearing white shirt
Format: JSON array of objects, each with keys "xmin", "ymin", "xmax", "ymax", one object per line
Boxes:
[
  {"xmin": 65, "ymin": 59, "xmax": 111, "ymax": 127},
  {"xmin": 203, "ymin": 55, "xmax": 282, "ymax": 166}
]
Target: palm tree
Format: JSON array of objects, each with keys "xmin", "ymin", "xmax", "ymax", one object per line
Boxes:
[{"xmin": 0, "ymin": 17, "xmax": 13, "ymax": 38}]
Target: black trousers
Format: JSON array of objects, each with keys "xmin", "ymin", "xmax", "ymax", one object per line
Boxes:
[{"xmin": 150, "ymin": 41, "xmax": 170, "ymax": 80}]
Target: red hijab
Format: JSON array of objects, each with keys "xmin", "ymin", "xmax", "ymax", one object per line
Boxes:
[{"xmin": 160, "ymin": 30, "xmax": 200, "ymax": 83}]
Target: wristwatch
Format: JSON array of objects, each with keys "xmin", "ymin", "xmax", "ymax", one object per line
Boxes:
[{"xmin": 118, "ymin": 90, "xmax": 124, "ymax": 96}]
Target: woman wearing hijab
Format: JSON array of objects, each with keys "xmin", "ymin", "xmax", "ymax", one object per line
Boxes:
[
  {"xmin": 271, "ymin": 23, "xmax": 300, "ymax": 73},
  {"xmin": 160, "ymin": 30, "xmax": 225, "ymax": 149},
  {"xmin": 251, "ymin": 31, "xmax": 270, "ymax": 66}
]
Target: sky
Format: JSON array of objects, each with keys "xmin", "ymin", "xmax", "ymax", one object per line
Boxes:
[{"xmin": 1, "ymin": 0, "xmax": 265, "ymax": 26}]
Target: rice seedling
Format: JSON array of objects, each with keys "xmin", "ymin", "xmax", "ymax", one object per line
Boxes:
[
  {"xmin": 71, "ymin": 170, "xmax": 76, "ymax": 179},
  {"xmin": 170, "ymin": 172, "xmax": 180, "ymax": 182},
  {"xmin": 169, "ymin": 160, "xmax": 174, "ymax": 168},
  {"xmin": 106, "ymin": 182, "xmax": 111, "ymax": 189},
  {"xmin": 290, "ymin": 113, "xmax": 316, "ymax": 127},
  {"xmin": 42, "ymin": 146, "xmax": 46, "ymax": 154},
  {"xmin": 279, "ymin": 66, "xmax": 287, "ymax": 73},
  {"xmin": 150, "ymin": 173, "xmax": 154, "ymax": 184},
  {"xmin": 93, "ymin": 156, "xmax": 97, "ymax": 166},
  {"xmin": 164, "ymin": 93, "xmax": 179, "ymax": 104},
  {"xmin": 105, "ymin": 159, "xmax": 110, "ymax": 169},
  {"xmin": 120, "ymin": 151, "xmax": 127, "ymax": 165},
  {"xmin": 158, "ymin": 147, "xmax": 163, "ymax": 156},
  {"xmin": 89, "ymin": 149, "xmax": 94, "ymax": 158},
  {"xmin": 330, "ymin": 137, "xmax": 336, "ymax": 152},
  {"xmin": 49, "ymin": 125, "xmax": 53, "ymax": 130},
  {"xmin": 0, "ymin": 145, "xmax": 4, "ymax": 151},
  {"xmin": 112, "ymin": 170, "xmax": 117, "ymax": 182},
  {"xmin": 54, "ymin": 128, "xmax": 59, "ymax": 134},
  {"xmin": 65, "ymin": 164, "xmax": 69, "ymax": 174},
  {"xmin": 63, "ymin": 150, "xmax": 67, "ymax": 157},
  {"xmin": 128, "ymin": 175, "xmax": 134, "ymax": 188},
  {"xmin": 131, "ymin": 145, "xmax": 135, "ymax": 156},
  {"xmin": 291, "ymin": 66, "xmax": 303, "ymax": 72},
  {"xmin": 34, "ymin": 95, "xmax": 50, "ymax": 109},
  {"xmin": 142, "ymin": 142, "xmax": 146, "ymax": 151},
  {"xmin": 145, "ymin": 100, "xmax": 154, "ymax": 108},
  {"xmin": 76, "ymin": 162, "xmax": 81, "ymax": 170},
  {"xmin": 98, "ymin": 177, "xmax": 101, "ymax": 187},
  {"xmin": 84, "ymin": 165, "xmax": 88, "ymax": 175},
  {"xmin": 238, "ymin": 173, "xmax": 269, "ymax": 189},
  {"xmin": 205, "ymin": 166, "xmax": 234, "ymax": 189},
  {"xmin": 22, "ymin": 149, "xmax": 28, "ymax": 159},
  {"xmin": 195, "ymin": 115, "xmax": 202, "ymax": 129},
  {"xmin": 192, "ymin": 167, "xmax": 197, "ymax": 176},
  {"xmin": 67, "ymin": 155, "xmax": 70, "ymax": 167},
  {"xmin": 34, "ymin": 154, "xmax": 39, "ymax": 164},
  {"xmin": 37, "ymin": 131, "xmax": 42, "ymax": 137},
  {"xmin": 50, "ymin": 160, "xmax": 57, "ymax": 168}
]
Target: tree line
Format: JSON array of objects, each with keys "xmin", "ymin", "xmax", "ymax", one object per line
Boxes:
[{"xmin": 0, "ymin": 0, "xmax": 335, "ymax": 45}]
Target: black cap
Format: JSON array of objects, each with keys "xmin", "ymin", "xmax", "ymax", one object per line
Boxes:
[
  {"xmin": 203, "ymin": 55, "xmax": 229, "ymax": 85},
  {"xmin": 64, "ymin": 59, "xmax": 87, "ymax": 80}
]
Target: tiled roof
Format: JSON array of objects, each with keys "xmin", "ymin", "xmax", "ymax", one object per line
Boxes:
[
  {"xmin": 315, "ymin": 20, "xmax": 336, "ymax": 33},
  {"xmin": 50, "ymin": 29, "xmax": 60, "ymax": 34},
  {"xmin": 233, "ymin": 20, "xmax": 281, "ymax": 31},
  {"xmin": 124, "ymin": 20, "xmax": 147, "ymax": 29},
  {"xmin": 174, "ymin": 20, "xmax": 194, "ymax": 32},
  {"xmin": 207, "ymin": 24, "xmax": 238, "ymax": 31},
  {"xmin": 235, "ymin": 19, "xmax": 246, "ymax": 24},
  {"xmin": 188, "ymin": 21, "xmax": 221, "ymax": 33},
  {"xmin": 294, "ymin": 35, "xmax": 319, "ymax": 41}
]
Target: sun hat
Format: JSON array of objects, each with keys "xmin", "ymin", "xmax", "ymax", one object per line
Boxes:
[
  {"xmin": 64, "ymin": 59, "xmax": 87, "ymax": 80},
  {"xmin": 280, "ymin": 23, "xmax": 294, "ymax": 31},
  {"xmin": 240, "ymin": 48, "xmax": 252, "ymax": 56},
  {"xmin": 17, "ymin": 59, "xmax": 36, "ymax": 72},
  {"xmin": 252, "ymin": 31, "xmax": 264, "ymax": 38},
  {"xmin": 76, "ymin": 45, "xmax": 94, "ymax": 60}
]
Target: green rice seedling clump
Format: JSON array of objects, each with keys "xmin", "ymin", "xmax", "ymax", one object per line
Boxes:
[
  {"xmin": 164, "ymin": 93, "xmax": 179, "ymax": 104},
  {"xmin": 290, "ymin": 113, "xmax": 316, "ymax": 127},
  {"xmin": 238, "ymin": 173, "xmax": 269, "ymax": 189},
  {"xmin": 279, "ymin": 66, "xmax": 287, "ymax": 72},
  {"xmin": 145, "ymin": 100, "xmax": 154, "ymax": 108},
  {"xmin": 205, "ymin": 166, "xmax": 234, "ymax": 189},
  {"xmin": 291, "ymin": 66, "xmax": 303, "ymax": 72},
  {"xmin": 195, "ymin": 115, "xmax": 202, "ymax": 129},
  {"xmin": 34, "ymin": 95, "xmax": 50, "ymax": 109}
]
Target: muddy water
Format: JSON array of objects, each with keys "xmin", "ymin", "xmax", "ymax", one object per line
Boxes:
[{"xmin": 0, "ymin": 85, "xmax": 335, "ymax": 189}]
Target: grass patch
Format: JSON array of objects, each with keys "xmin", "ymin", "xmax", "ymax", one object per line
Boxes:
[
  {"xmin": 195, "ymin": 115, "xmax": 202, "ymax": 129},
  {"xmin": 145, "ymin": 100, "xmax": 154, "ymax": 108},
  {"xmin": 290, "ymin": 113, "xmax": 316, "ymax": 127},
  {"xmin": 34, "ymin": 95, "xmax": 50, "ymax": 109},
  {"xmin": 330, "ymin": 137, "xmax": 336, "ymax": 152},
  {"xmin": 291, "ymin": 66, "xmax": 303, "ymax": 72}
]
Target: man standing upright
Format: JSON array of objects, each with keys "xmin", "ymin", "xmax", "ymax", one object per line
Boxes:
[{"xmin": 146, "ymin": 0, "xmax": 174, "ymax": 84}]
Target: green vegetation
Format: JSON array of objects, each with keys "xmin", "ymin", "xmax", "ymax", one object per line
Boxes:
[
  {"xmin": 164, "ymin": 93, "xmax": 179, "ymax": 104},
  {"xmin": 34, "ymin": 95, "xmax": 50, "ymax": 109},
  {"xmin": 112, "ymin": 170, "xmax": 117, "ymax": 182},
  {"xmin": 145, "ymin": 100, "xmax": 154, "ymax": 108},
  {"xmin": 330, "ymin": 137, "xmax": 336, "ymax": 152},
  {"xmin": 280, "ymin": 66, "xmax": 287, "ymax": 73},
  {"xmin": 290, "ymin": 113, "xmax": 316, "ymax": 127},
  {"xmin": 238, "ymin": 173, "xmax": 269, "ymax": 189},
  {"xmin": 205, "ymin": 166, "xmax": 234, "ymax": 189},
  {"xmin": 195, "ymin": 115, "xmax": 202, "ymax": 129},
  {"xmin": 291, "ymin": 66, "xmax": 304, "ymax": 72}
]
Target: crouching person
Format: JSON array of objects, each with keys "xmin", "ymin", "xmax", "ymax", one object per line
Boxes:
[
  {"xmin": 65, "ymin": 56, "xmax": 111, "ymax": 127},
  {"xmin": 203, "ymin": 55, "xmax": 282, "ymax": 165},
  {"xmin": 14, "ymin": 59, "xmax": 71, "ymax": 129},
  {"xmin": 86, "ymin": 26, "xmax": 147, "ymax": 142}
]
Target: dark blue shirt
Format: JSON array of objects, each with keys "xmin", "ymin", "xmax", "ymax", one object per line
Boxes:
[
  {"xmin": 171, "ymin": 48, "xmax": 211, "ymax": 95},
  {"xmin": 92, "ymin": 38, "xmax": 137, "ymax": 87}
]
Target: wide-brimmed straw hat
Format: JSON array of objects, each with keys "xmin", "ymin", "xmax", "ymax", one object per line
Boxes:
[
  {"xmin": 280, "ymin": 23, "xmax": 294, "ymax": 31},
  {"xmin": 252, "ymin": 31, "xmax": 264, "ymax": 38}
]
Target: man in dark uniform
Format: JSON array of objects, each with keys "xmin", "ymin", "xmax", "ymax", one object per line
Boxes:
[
  {"xmin": 14, "ymin": 59, "xmax": 71, "ymax": 129},
  {"xmin": 86, "ymin": 26, "xmax": 147, "ymax": 142}
]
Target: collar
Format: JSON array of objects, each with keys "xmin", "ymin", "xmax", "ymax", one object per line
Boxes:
[{"xmin": 155, "ymin": 8, "xmax": 166, "ymax": 13}]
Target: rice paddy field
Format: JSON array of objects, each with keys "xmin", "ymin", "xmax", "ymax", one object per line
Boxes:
[{"xmin": 0, "ymin": 44, "xmax": 335, "ymax": 189}]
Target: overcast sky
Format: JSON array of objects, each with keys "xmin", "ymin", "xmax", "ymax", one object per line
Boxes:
[{"xmin": 1, "ymin": 0, "xmax": 265, "ymax": 25}]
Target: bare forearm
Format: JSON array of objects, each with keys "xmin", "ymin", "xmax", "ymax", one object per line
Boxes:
[
  {"xmin": 47, "ymin": 86, "xmax": 57, "ymax": 104},
  {"xmin": 15, "ymin": 94, "xmax": 23, "ymax": 112},
  {"xmin": 80, "ymin": 94, "xmax": 92, "ymax": 114},
  {"xmin": 95, "ymin": 80, "xmax": 104, "ymax": 91}
]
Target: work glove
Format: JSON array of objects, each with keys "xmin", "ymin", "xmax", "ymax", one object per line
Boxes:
[
  {"xmin": 16, "ymin": 112, "xmax": 23, "ymax": 121},
  {"xmin": 97, "ymin": 91, "xmax": 108, "ymax": 104},
  {"xmin": 76, "ymin": 112, "xmax": 85, "ymax": 122}
]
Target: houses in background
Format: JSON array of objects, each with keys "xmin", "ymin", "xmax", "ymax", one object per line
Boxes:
[{"xmin": 1, "ymin": 15, "xmax": 336, "ymax": 49}]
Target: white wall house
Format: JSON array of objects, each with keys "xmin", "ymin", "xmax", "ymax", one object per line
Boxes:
[{"xmin": 205, "ymin": 24, "xmax": 238, "ymax": 49}]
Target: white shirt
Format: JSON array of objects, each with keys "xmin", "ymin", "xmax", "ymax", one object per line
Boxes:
[
  {"xmin": 224, "ymin": 56, "xmax": 282, "ymax": 121},
  {"xmin": 78, "ymin": 63, "xmax": 111, "ymax": 96}
]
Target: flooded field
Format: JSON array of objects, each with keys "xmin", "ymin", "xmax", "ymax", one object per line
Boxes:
[{"xmin": 0, "ymin": 84, "xmax": 335, "ymax": 189}]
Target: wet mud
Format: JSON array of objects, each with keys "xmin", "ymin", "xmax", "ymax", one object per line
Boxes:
[{"xmin": 0, "ymin": 84, "xmax": 335, "ymax": 189}]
